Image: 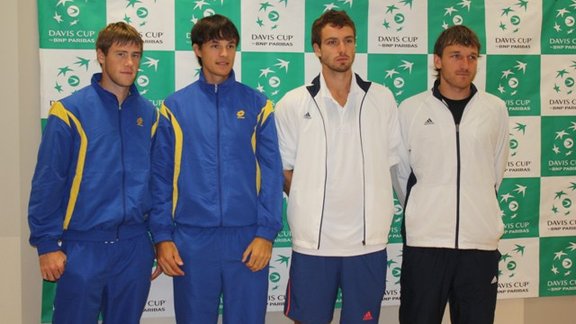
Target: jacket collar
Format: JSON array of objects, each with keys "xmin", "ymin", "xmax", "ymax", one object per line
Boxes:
[
  {"xmin": 432, "ymin": 79, "xmax": 477, "ymax": 101},
  {"xmin": 91, "ymin": 73, "xmax": 140, "ymax": 103},
  {"xmin": 306, "ymin": 72, "xmax": 372, "ymax": 98},
  {"xmin": 198, "ymin": 69, "xmax": 237, "ymax": 92}
]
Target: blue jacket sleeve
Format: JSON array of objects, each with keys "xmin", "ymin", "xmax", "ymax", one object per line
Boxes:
[
  {"xmin": 149, "ymin": 104, "xmax": 177, "ymax": 243},
  {"xmin": 28, "ymin": 104, "xmax": 73, "ymax": 255},
  {"xmin": 254, "ymin": 100, "xmax": 284, "ymax": 241}
]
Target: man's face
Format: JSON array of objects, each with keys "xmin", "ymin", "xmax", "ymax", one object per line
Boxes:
[
  {"xmin": 434, "ymin": 44, "xmax": 479, "ymax": 94},
  {"xmin": 313, "ymin": 24, "xmax": 356, "ymax": 73},
  {"xmin": 97, "ymin": 42, "xmax": 141, "ymax": 92},
  {"xmin": 194, "ymin": 39, "xmax": 237, "ymax": 84}
]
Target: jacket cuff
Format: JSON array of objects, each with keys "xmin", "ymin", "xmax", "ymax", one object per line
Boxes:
[
  {"xmin": 151, "ymin": 230, "xmax": 173, "ymax": 244},
  {"xmin": 256, "ymin": 225, "xmax": 280, "ymax": 242},
  {"xmin": 37, "ymin": 240, "xmax": 61, "ymax": 256}
]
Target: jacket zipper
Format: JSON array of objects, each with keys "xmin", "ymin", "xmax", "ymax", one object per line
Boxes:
[
  {"xmin": 311, "ymin": 98, "xmax": 328, "ymax": 250},
  {"xmin": 455, "ymin": 123, "xmax": 461, "ymax": 249},
  {"xmin": 358, "ymin": 93, "xmax": 367, "ymax": 245},
  {"xmin": 215, "ymin": 84, "xmax": 224, "ymax": 226},
  {"xmin": 441, "ymin": 99, "xmax": 462, "ymax": 249},
  {"xmin": 117, "ymin": 101, "xmax": 126, "ymax": 241}
]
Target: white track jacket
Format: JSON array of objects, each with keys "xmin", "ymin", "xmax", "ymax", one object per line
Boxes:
[{"xmin": 397, "ymin": 84, "xmax": 509, "ymax": 251}]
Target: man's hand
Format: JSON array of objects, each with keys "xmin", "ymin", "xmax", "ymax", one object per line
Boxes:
[
  {"xmin": 242, "ymin": 237, "xmax": 273, "ymax": 272},
  {"xmin": 39, "ymin": 251, "xmax": 67, "ymax": 282},
  {"xmin": 155, "ymin": 241, "xmax": 185, "ymax": 277}
]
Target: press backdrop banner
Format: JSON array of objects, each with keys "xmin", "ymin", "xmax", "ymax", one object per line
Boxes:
[{"xmin": 36, "ymin": 0, "xmax": 576, "ymax": 321}]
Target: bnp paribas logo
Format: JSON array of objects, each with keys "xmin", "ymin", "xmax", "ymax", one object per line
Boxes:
[
  {"xmin": 549, "ymin": 181, "xmax": 576, "ymax": 217},
  {"xmin": 499, "ymin": 244, "xmax": 525, "ymax": 279},
  {"xmin": 122, "ymin": 0, "xmax": 154, "ymax": 27},
  {"xmin": 552, "ymin": 61, "xmax": 576, "ymax": 95},
  {"xmin": 497, "ymin": 60, "xmax": 527, "ymax": 97},
  {"xmin": 39, "ymin": 0, "xmax": 105, "ymax": 49},
  {"xmin": 53, "ymin": 56, "xmax": 93, "ymax": 96},
  {"xmin": 381, "ymin": 0, "xmax": 414, "ymax": 32},
  {"xmin": 255, "ymin": 0, "xmax": 288, "ymax": 31},
  {"xmin": 549, "ymin": 242, "xmax": 576, "ymax": 278},
  {"xmin": 497, "ymin": 0, "xmax": 529, "ymax": 33}
]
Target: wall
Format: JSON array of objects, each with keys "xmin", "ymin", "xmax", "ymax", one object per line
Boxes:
[{"xmin": 2, "ymin": 0, "xmax": 574, "ymax": 323}]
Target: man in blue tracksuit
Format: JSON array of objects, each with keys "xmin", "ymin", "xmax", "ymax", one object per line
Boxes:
[
  {"xmin": 28, "ymin": 22, "xmax": 158, "ymax": 324},
  {"xmin": 150, "ymin": 14, "xmax": 283, "ymax": 324}
]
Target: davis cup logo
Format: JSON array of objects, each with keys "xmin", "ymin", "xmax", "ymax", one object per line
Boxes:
[
  {"xmin": 255, "ymin": 1, "xmax": 288, "ymax": 31},
  {"xmin": 255, "ymin": 58, "xmax": 290, "ymax": 103},
  {"xmin": 497, "ymin": 0, "xmax": 529, "ymax": 33},
  {"xmin": 497, "ymin": 61, "xmax": 527, "ymax": 96},
  {"xmin": 552, "ymin": 1, "xmax": 576, "ymax": 36},
  {"xmin": 499, "ymin": 244, "xmax": 525, "ymax": 278},
  {"xmin": 137, "ymin": 56, "xmax": 159, "ymax": 95},
  {"xmin": 551, "ymin": 121, "xmax": 576, "ymax": 157},
  {"xmin": 500, "ymin": 184, "xmax": 527, "ymax": 221},
  {"xmin": 321, "ymin": 0, "xmax": 354, "ymax": 12},
  {"xmin": 385, "ymin": 60, "xmax": 414, "ymax": 97},
  {"xmin": 382, "ymin": 0, "xmax": 414, "ymax": 32},
  {"xmin": 189, "ymin": 0, "xmax": 227, "ymax": 25},
  {"xmin": 553, "ymin": 61, "xmax": 576, "ymax": 95},
  {"xmin": 387, "ymin": 253, "xmax": 402, "ymax": 285},
  {"xmin": 550, "ymin": 181, "xmax": 576, "ymax": 217},
  {"xmin": 122, "ymin": 0, "xmax": 153, "ymax": 27},
  {"xmin": 52, "ymin": 0, "xmax": 83, "ymax": 27},
  {"xmin": 509, "ymin": 123, "xmax": 526, "ymax": 157},
  {"xmin": 269, "ymin": 254, "xmax": 289, "ymax": 290},
  {"xmin": 53, "ymin": 56, "xmax": 92, "ymax": 95},
  {"xmin": 440, "ymin": 0, "xmax": 472, "ymax": 29},
  {"xmin": 550, "ymin": 242, "xmax": 576, "ymax": 277}
]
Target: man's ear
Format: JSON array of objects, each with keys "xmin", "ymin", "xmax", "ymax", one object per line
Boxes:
[
  {"xmin": 192, "ymin": 44, "xmax": 201, "ymax": 58},
  {"xmin": 313, "ymin": 43, "xmax": 321, "ymax": 59},
  {"xmin": 96, "ymin": 49, "xmax": 105, "ymax": 65}
]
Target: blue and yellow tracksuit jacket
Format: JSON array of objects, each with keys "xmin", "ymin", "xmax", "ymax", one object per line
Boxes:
[
  {"xmin": 150, "ymin": 70, "xmax": 283, "ymax": 243},
  {"xmin": 28, "ymin": 73, "xmax": 159, "ymax": 255}
]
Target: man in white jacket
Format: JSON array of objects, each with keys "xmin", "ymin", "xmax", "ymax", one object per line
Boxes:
[
  {"xmin": 396, "ymin": 25, "xmax": 509, "ymax": 324},
  {"xmin": 275, "ymin": 10, "xmax": 402, "ymax": 324}
]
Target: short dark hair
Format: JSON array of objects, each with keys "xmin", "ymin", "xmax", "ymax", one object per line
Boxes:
[
  {"xmin": 96, "ymin": 22, "xmax": 143, "ymax": 55},
  {"xmin": 311, "ymin": 10, "xmax": 356, "ymax": 48},
  {"xmin": 433, "ymin": 25, "xmax": 481, "ymax": 57},
  {"xmin": 191, "ymin": 14, "xmax": 240, "ymax": 66}
]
